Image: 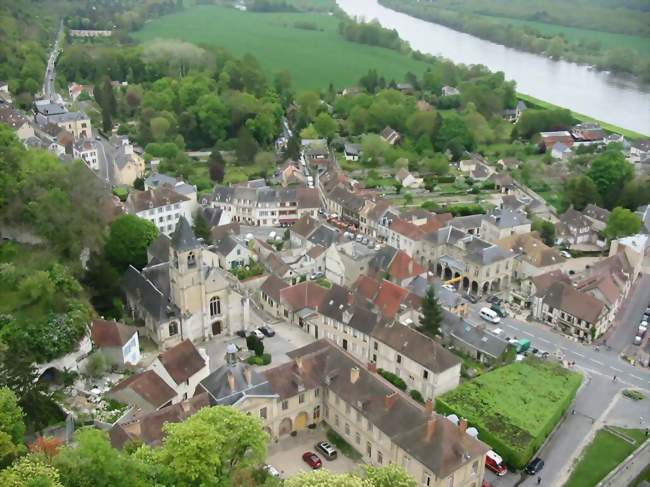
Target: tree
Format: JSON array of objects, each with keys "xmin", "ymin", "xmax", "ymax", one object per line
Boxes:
[
  {"xmin": 284, "ymin": 466, "xmax": 416, "ymax": 487},
  {"xmin": 0, "ymin": 455, "xmax": 63, "ymax": 487},
  {"xmin": 363, "ymin": 465, "xmax": 417, "ymax": 487},
  {"xmin": 587, "ymin": 150, "xmax": 635, "ymax": 209},
  {"xmin": 17, "ymin": 270, "xmax": 55, "ymax": 305},
  {"xmin": 133, "ymin": 177, "xmax": 145, "ymax": 190},
  {"xmin": 532, "ymin": 218, "xmax": 555, "ymax": 246},
  {"xmin": 55, "ymin": 429, "xmax": 148, "ymax": 487},
  {"xmin": 193, "ymin": 211, "xmax": 212, "ymax": 243},
  {"xmin": 104, "ymin": 215, "xmax": 159, "ymax": 272},
  {"xmin": 564, "ymin": 175, "xmax": 601, "ymax": 211},
  {"xmin": 296, "ymin": 91, "xmax": 320, "ymax": 122},
  {"xmin": 604, "ymin": 207, "xmax": 642, "ymax": 241},
  {"xmin": 152, "ymin": 406, "xmax": 268, "ymax": 485},
  {"xmin": 313, "ymin": 112, "xmax": 338, "ymax": 140},
  {"xmin": 84, "ymin": 351, "xmax": 108, "ymax": 378},
  {"xmin": 299, "ymin": 124, "xmax": 319, "ymax": 140},
  {"xmin": 419, "ymin": 286, "xmax": 443, "ymax": 337},
  {"xmin": 0, "ymin": 388, "xmax": 25, "ymax": 467},
  {"xmin": 28, "ymin": 436, "xmax": 63, "ymax": 459},
  {"xmin": 235, "ymin": 127, "xmax": 259, "ymax": 164},
  {"xmin": 246, "ymin": 334, "xmax": 264, "ymax": 357}
]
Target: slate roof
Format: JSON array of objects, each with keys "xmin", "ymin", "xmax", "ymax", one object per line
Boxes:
[
  {"xmin": 583, "ymin": 204, "xmax": 611, "ymax": 223},
  {"xmin": 484, "ymin": 208, "xmax": 530, "ymax": 229},
  {"xmin": 260, "ymin": 274, "xmax": 290, "ymax": 302},
  {"xmin": 319, "ymin": 284, "xmax": 378, "ymax": 335},
  {"xmin": 369, "ymin": 245, "xmax": 398, "ymax": 273},
  {"xmin": 284, "ymin": 340, "xmax": 489, "ymax": 478},
  {"xmin": 197, "ymin": 362, "xmax": 275, "ymax": 406},
  {"xmin": 157, "ymin": 340, "xmax": 206, "ymax": 385},
  {"xmin": 445, "ymin": 315, "xmax": 509, "ymax": 359},
  {"xmin": 91, "ymin": 319, "xmax": 137, "ymax": 348},
  {"xmin": 171, "ymin": 217, "xmax": 199, "ymax": 252},
  {"xmin": 372, "ymin": 322, "xmax": 461, "ymax": 373},
  {"xmin": 127, "ymin": 187, "xmax": 189, "ymax": 213},
  {"xmin": 213, "ymin": 234, "xmax": 239, "ymax": 256},
  {"xmin": 307, "ymin": 224, "xmax": 340, "ymax": 247},
  {"xmin": 148, "ymin": 234, "xmax": 171, "ymax": 264},
  {"xmin": 212, "ymin": 185, "xmax": 320, "ymax": 209},
  {"xmin": 109, "ymin": 370, "xmax": 176, "ymax": 412},
  {"xmin": 121, "ymin": 265, "xmax": 178, "ymax": 323},
  {"xmin": 291, "ymin": 214, "xmax": 319, "ymax": 238},
  {"xmin": 538, "ymin": 281, "xmax": 605, "ymax": 324},
  {"xmin": 110, "ymin": 393, "xmax": 210, "ymax": 449}
]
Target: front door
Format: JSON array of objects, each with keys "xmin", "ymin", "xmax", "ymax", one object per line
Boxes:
[
  {"xmin": 212, "ymin": 321, "xmax": 222, "ymax": 335},
  {"xmin": 314, "ymin": 325, "xmax": 319, "ymax": 339},
  {"xmin": 342, "ymin": 339, "xmax": 348, "ymax": 351}
]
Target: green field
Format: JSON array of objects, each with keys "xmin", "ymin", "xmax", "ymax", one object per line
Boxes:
[
  {"xmin": 134, "ymin": 5, "xmax": 430, "ymax": 89},
  {"xmin": 476, "ymin": 13, "xmax": 649, "ymax": 53},
  {"xmin": 565, "ymin": 427, "xmax": 648, "ymax": 487},
  {"xmin": 436, "ymin": 359, "xmax": 582, "ymax": 469}
]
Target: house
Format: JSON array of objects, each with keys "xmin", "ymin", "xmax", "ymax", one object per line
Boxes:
[
  {"xmin": 443, "ymin": 314, "xmax": 510, "ymax": 365},
  {"xmin": 610, "ymin": 234, "xmax": 649, "ymax": 279},
  {"xmin": 69, "ymin": 29, "xmax": 112, "ymax": 37},
  {"xmin": 73, "ymin": 140, "xmax": 98, "ymax": 170},
  {"xmin": 583, "ymin": 204, "xmax": 611, "ymax": 232},
  {"xmin": 324, "ymin": 185, "xmax": 366, "ymax": 225},
  {"xmin": 459, "ymin": 155, "xmax": 494, "ymax": 181},
  {"xmin": 488, "ymin": 173, "xmax": 515, "ymax": 194},
  {"xmin": 212, "ymin": 183, "xmax": 320, "ymax": 227},
  {"xmin": 370, "ymin": 321, "xmax": 461, "ymax": 400},
  {"xmin": 108, "ymin": 370, "xmax": 176, "ymax": 413},
  {"xmin": 90, "ymin": 319, "xmax": 140, "ymax": 368},
  {"xmin": 498, "ymin": 158, "xmax": 521, "ymax": 171},
  {"xmin": 571, "ymin": 123, "xmax": 605, "ymax": 144},
  {"xmin": 324, "ymin": 242, "xmax": 374, "ymax": 287},
  {"xmin": 0, "ymin": 105, "xmax": 35, "ymax": 142},
  {"xmin": 395, "ymin": 168, "xmax": 424, "ymax": 189},
  {"xmin": 441, "ymin": 85, "xmax": 460, "ymax": 96},
  {"xmin": 198, "ymin": 339, "xmax": 489, "ymax": 487},
  {"xmin": 276, "ymin": 160, "xmax": 305, "ymax": 186},
  {"xmin": 502, "ymin": 101, "xmax": 527, "ymax": 122},
  {"xmin": 259, "ymin": 274, "xmax": 291, "ymax": 318},
  {"xmin": 36, "ymin": 108, "xmax": 92, "ymax": 139},
  {"xmin": 497, "ymin": 232, "xmax": 565, "ymax": 281},
  {"xmin": 551, "ymin": 142, "xmax": 572, "ymax": 160},
  {"xmin": 125, "ymin": 187, "xmax": 193, "ymax": 236},
  {"xmin": 114, "ymin": 139, "xmax": 146, "ymax": 186},
  {"xmin": 122, "ymin": 218, "xmax": 247, "ymax": 349},
  {"xmin": 380, "ymin": 126, "xmax": 401, "ymax": 145},
  {"xmin": 540, "ymin": 131, "xmax": 573, "ymax": 151},
  {"xmin": 211, "ymin": 234, "xmax": 250, "ymax": 269},
  {"xmin": 68, "ymin": 82, "xmax": 94, "ymax": 101},
  {"xmin": 396, "ymin": 83, "xmax": 414, "ymax": 94},
  {"xmin": 479, "ymin": 208, "xmax": 531, "ymax": 243},
  {"xmin": 343, "ymin": 143, "xmax": 362, "ymax": 161},
  {"xmin": 629, "ymin": 139, "xmax": 650, "ymax": 163},
  {"xmin": 148, "ymin": 339, "xmax": 209, "ymax": 402},
  {"xmin": 110, "ymin": 393, "xmax": 210, "ymax": 448},
  {"xmin": 279, "ymin": 280, "xmax": 329, "ymax": 325},
  {"xmin": 555, "ymin": 208, "xmax": 601, "ymax": 248},
  {"xmin": 449, "ymin": 214, "xmax": 484, "ymax": 237}
]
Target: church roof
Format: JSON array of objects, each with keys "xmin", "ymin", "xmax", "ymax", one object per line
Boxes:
[{"xmin": 171, "ymin": 217, "xmax": 199, "ymax": 251}]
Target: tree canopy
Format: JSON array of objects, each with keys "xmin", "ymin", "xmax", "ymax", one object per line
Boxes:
[
  {"xmin": 604, "ymin": 207, "xmax": 643, "ymax": 241},
  {"xmin": 105, "ymin": 215, "xmax": 159, "ymax": 273}
]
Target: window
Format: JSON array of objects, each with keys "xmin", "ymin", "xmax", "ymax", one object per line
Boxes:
[
  {"xmin": 446, "ymin": 475, "xmax": 454, "ymax": 487},
  {"xmin": 260, "ymin": 407, "xmax": 267, "ymax": 419},
  {"xmin": 346, "ymin": 404, "xmax": 351, "ymax": 414},
  {"xmin": 187, "ymin": 252, "xmax": 196, "ymax": 268},
  {"xmin": 396, "ymin": 354, "xmax": 402, "ymax": 364},
  {"xmin": 423, "ymin": 370, "xmax": 429, "ymax": 380},
  {"xmin": 355, "ymin": 432, "xmax": 361, "ymax": 444},
  {"xmin": 314, "ymin": 388, "xmax": 320, "ymax": 398},
  {"xmin": 366, "ymin": 442, "xmax": 372, "ymax": 457},
  {"xmin": 423, "ymin": 473, "xmax": 432, "ymax": 487},
  {"xmin": 367, "ymin": 421, "xmax": 373, "ymax": 433},
  {"xmin": 374, "ymin": 342, "xmax": 378, "ymax": 351},
  {"xmin": 377, "ymin": 451, "xmax": 383, "ymax": 464},
  {"xmin": 168, "ymin": 322, "xmax": 178, "ymax": 336},
  {"xmin": 210, "ymin": 296, "xmax": 221, "ymax": 317},
  {"xmin": 335, "ymin": 414, "xmax": 340, "ymax": 426},
  {"xmin": 281, "ymin": 400, "xmax": 288, "ymax": 410},
  {"xmin": 345, "ymin": 423, "xmax": 350, "ymax": 435},
  {"xmin": 324, "ymin": 405, "xmax": 329, "ymax": 418},
  {"xmin": 299, "ymin": 393, "xmax": 305, "ymax": 404},
  {"xmin": 313, "ymin": 405, "xmax": 320, "ymax": 420}
]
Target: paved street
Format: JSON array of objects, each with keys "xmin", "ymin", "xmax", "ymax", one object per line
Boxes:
[
  {"xmin": 42, "ymin": 21, "xmax": 63, "ymax": 103},
  {"xmin": 94, "ymin": 132, "xmax": 116, "ymax": 186},
  {"xmin": 606, "ymin": 273, "xmax": 650, "ymax": 353}
]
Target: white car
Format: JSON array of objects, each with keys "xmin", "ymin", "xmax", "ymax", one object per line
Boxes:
[
  {"xmin": 265, "ymin": 464, "xmax": 280, "ymax": 478},
  {"xmin": 251, "ymin": 329, "xmax": 265, "ymax": 340},
  {"xmin": 560, "ymin": 250, "xmax": 572, "ymax": 258}
]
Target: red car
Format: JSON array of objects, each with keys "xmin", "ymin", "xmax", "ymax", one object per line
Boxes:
[
  {"xmin": 302, "ymin": 451, "xmax": 322, "ymax": 469},
  {"xmin": 482, "ymin": 481, "xmax": 493, "ymax": 487}
]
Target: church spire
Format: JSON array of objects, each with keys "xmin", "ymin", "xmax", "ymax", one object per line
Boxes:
[{"xmin": 170, "ymin": 216, "xmax": 199, "ymax": 252}]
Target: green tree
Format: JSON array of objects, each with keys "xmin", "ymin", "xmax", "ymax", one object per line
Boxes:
[
  {"xmin": 151, "ymin": 406, "xmax": 269, "ymax": 485},
  {"xmin": 17, "ymin": 271, "xmax": 55, "ymax": 305},
  {"xmin": 284, "ymin": 466, "xmax": 416, "ymax": 487},
  {"xmin": 363, "ymin": 465, "xmax": 417, "ymax": 487},
  {"xmin": 313, "ymin": 112, "xmax": 338, "ymax": 140},
  {"xmin": 419, "ymin": 286, "xmax": 443, "ymax": 337},
  {"xmin": 564, "ymin": 175, "xmax": 601, "ymax": 211},
  {"xmin": 299, "ymin": 124, "xmax": 319, "ymax": 140},
  {"xmin": 604, "ymin": 207, "xmax": 643, "ymax": 241},
  {"xmin": 235, "ymin": 127, "xmax": 259, "ymax": 164},
  {"xmin": 0, "ymin": 455, "xmax": 63, "ymax": 487},
  {"xmin": 296, "ymin": 91, "xmax": 320, "ymax": 123},
  {"xmin": 193, "ymin": 211, "xmax": 212, "ymax": 244},
  {"xmin": 532, "ymin": 218, "xmax": 556, "ymax": 246},
  {"xmin": 105, "ymin": 215, "xmax": 159, "ymax": 272},
  {"xmin": 0, "ymin": 387, "xmax": 25, "ymax": 467},
  {"xmin": 55, "ymin": 429, "xmax": 148, "ymax": 487},
  {"xmin": 587, "ymin": 150, "xmax": 635, "ymax": 209}
]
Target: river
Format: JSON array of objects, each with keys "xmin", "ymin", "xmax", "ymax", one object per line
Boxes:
[{"xmin": 336, "ymin": 0, "xmax": 650, "ymax": 136}]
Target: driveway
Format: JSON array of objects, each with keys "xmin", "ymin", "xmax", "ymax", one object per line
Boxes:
[{"xmin": 266, "ymin": 426, "xmax": 362, "ymax": 479}]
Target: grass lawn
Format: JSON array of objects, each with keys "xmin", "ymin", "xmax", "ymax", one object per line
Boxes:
[
  {"xmin": 134, "ymin": 5, "xmax": 431, "ymax": 90},
  {"xmin": 436, "ymin": 359, "xmax": 581, "ymax": 468},
  {"xmin": 565, "ymin": 427, "xmax": 648, "ymax": 487}
]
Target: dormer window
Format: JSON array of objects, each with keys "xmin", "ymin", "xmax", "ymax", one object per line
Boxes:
[{"xmin": 187, "ymin": 252, "xmax": 196, "ymax": 268}]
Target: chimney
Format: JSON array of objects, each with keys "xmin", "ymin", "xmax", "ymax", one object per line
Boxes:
[
  {"xmin": 408, "ymin": 259, "xmax": 413, "ymax": 274},
  {"xmin": 459, "ymin": 418, "xmax": 468, "ymax": 434},
  {"xmin": 384, "ymin": 391, "xmax": 398, "ymax": 410},
  {"xmin": 244, "ymin": 366, "xmax": 252, "ymax": 386},
  {"xmin": 367, "ymin": 362, "xmax": 377, "ymax": 373},
  {"xmin": 426, "ymin": 415, "xmax": 436, "ymax": 442},
  {"xmin": 350, "ymin": 366, "xmax": 360, "ymax": 384},
  {"xmin": 425, "ymin": 399, "xmax": 433, "ymax": 414},
  {"xmin": 227, "ymin": 371, "xmax": 236, "ymax": 393},
  {"xmin": 296, "ymin": 356, "xmax": 303, "ymax": 372}
]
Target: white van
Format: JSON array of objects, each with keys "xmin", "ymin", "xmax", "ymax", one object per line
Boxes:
[{"xmin": 479, "ymin": 307, "xmax": 501, "ymax": 324}]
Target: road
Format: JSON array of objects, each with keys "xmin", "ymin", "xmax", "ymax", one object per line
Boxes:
[
  {"xmin": 606, "ymin": 274, "xmax": 650, "ymax": 353},
  {"xmin": 43, "ymin": 21, "xmax": 63, "ymax": 102},
  {"xmin": 94, "ymin": 134, "xmax": 116, "ymax": 186}
]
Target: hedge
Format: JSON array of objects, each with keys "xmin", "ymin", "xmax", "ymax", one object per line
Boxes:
[
  {"xmin": 410, "ymin": 389, "xmax": 424, "ymax": 404},
  {"xmin": 246, "ymin": 353, "xmax": 271, "ymax": 366},
  {"xmin": 377, "ymin": 368, "xmax": 407, "ymax": 391},
  {"xmin": 436, "ymin": 175, "xmax": 457, "ymax": 183}
]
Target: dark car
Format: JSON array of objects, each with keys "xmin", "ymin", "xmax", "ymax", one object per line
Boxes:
[
  {"xmin": 490, "ymin": 304, "xmax": 507, "ymax": 318},
  {"xmin": 258, "ymin": 324, "xmax": 275, "ymax": 337},
  {"xmin": 234, "ymin": 329, "xmax": 247, "ymax": 338},
  {"xmin": 525, "ymin": 457, "xmax": 544, "ymax": 475},
  {"xmin": 302, "ymin": 451, "xmax": 322, "ymax": 469},
  {"xmin": 464, "ymin": 293, "xmax": 478, "ymax": 304},
  {"xmin": 487, "ymin": 295, "xmax": 502, "ymax": 305}
]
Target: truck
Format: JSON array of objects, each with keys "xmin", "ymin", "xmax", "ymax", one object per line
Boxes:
[{"xmin": 509, "ymin": 338, "xmax": 531, "ymax": 354}]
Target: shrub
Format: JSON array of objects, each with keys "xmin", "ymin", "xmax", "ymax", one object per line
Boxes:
[
  {"xmin": 410, "ymin": 389, "xmax": 424, "ymax": 404},
  {"xmin": 326, "ymin": 428, "xmax": 362, "ymax": 460},
  {"xmin": 437, "ymin": 175, "xmax": 456, "ymax": 183},
  {"xmin": 246, "ymin": 353, "xmax": 271, "ymax": 366},
  {"xmin": 377, "ymin": 368, "xmax": 407, "ymax": 391},
  {"xmin": 85, "ymin": 351, "xmax": 107, "ymax": 378},
  {"xmin": 246, "ymin": 335, "xmax": 264, "ymax": 356},
  {"xmin": 622, "ymin": 389, "xmax": 645, "ymax": 401}
]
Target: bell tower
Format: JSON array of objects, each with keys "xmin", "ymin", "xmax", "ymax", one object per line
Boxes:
[{"xmin": 169, "ymin": 217, "xmax": 203, "ymax": 315}]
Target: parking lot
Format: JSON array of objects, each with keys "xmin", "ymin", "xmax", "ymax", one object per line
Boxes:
[{"xmin": 266, "ymin": 426, "xmax": 362, "ymax": 479}]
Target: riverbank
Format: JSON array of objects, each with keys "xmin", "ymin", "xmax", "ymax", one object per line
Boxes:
[{"xmin": 517, "ymin": 93, "xmax": 645, "ymax": 140}]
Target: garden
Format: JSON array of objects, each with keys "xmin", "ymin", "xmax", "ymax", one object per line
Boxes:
[{"xmin": 436, "ymin": 359, "xmax": 581, "ymax": 469}]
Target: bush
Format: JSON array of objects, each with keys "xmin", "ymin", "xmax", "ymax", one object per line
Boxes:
[
  {"xmin": 410, "ymin": 389, "xmax": 424, "ymax": 404},
  {"xmin": 436, "ymin": 175, "xmax": 456, "ymax": 183},
  {"xmin": 85, "ymin": 351, "xmax": 108, "ymax": 377},
  {"xmin": 326, "ymin": 428, "xmax": 362, "ymax": 460},
  {"xmin": 377, "ymin": 368, "xmax": 407, "ymax": 391},
  {"xmin": 622, "ymin": 389, "xmax": 645, "ymax": 401},
  {"xmin": 246, "ymin": 335, "xmax": 264, "ymax": 356},
  {"xmin": 246, "ymin": 353, "xmax": 271, "ymax": 366}
]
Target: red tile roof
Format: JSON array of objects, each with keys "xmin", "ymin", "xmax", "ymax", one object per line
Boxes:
[
  {"xmin": 388, "ymin": 250, "xmax": 426, "ymax": 281},
  {"xmin": 374, "ymin": 280, "xmax": 409, "ymax": 318},
  {"xmin": 157, "ymin": 340, "xmax": 206, "ymax": 385},
  {"xmin": 353, "ymin": 274, "xmax": 381, "ymax": 301},
  {"xmin": 280, "ymin": 281, "xmax": 328, "ymax": 312},
  {"xmin": 91, "ymin": 319, "xmax": 136, "ymax": 348}
]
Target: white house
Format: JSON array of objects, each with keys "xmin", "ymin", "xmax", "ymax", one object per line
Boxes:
[
  {"xmin": 73, "ymin": 140, "xmax": 99, "ymax": 170},
  {"xmin": 90, "ymin": 319, "xmax": 140, "ymax": 368},
  {"xmin": 551, "ymin": 142, "xmax": 572, "ymax": 160},
  {"xmin": 212, "ymin": 234, "xmax": 250, "ymax": 270},
  {"xmin": 125, "ymin": 187, "xmax": 193, "ymax": 236}
]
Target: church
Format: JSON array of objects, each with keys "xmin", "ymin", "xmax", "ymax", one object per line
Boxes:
[{"xmin": 122, "ymin": 217, "xmax": 249, "ymax": 350}]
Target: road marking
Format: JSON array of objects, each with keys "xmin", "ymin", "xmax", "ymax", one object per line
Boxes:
[
  {"xmin": 573, "ymin": 352, "xmax": 585, "ymax": 358},
  {"xmin": 590, "ymin": 359, "xmax": 604, "ymax": 365},
  {"xmin": 509, "ymin": 325, "xmax": 520, "ymax": 331},
  {"xmin": 559, "ymin": 346, "xmax": 568, "ymax": 351},
  {"xmin": 522, "ymin": 331, "xmax": 534, "ymax": 337},
  {"xmin": 539, "ymin": 338, "xmax": 551, "ymax": 344},
  {"xmin": 631, "ymin": 375, "xmax": 643, "ymax": 380},
  {"xmin": 610, "ymin": 367, "xmax": 622, "ymax": 372}
]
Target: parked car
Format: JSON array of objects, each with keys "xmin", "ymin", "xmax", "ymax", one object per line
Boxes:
[
  {"xmin": 258, "ymin": 324, "xmax": 275, "ymax": 337},
  {"xmin": 235, "ymin": 329, "xmax": 247, "ymax": 338},
  {"xmin": 560, "ymin": 250, "xmax": 572, "ymax": 258},
  {"xmin": 479, "ymin": 307, "xmax": 501, "ymax": 324},
  {"xmin": 251, "ymin": 329, "xmax": 265, "ymax": 340},
  {"xmin": 264, "ymin": 464, "xmax": 280, "ymax": 478},
  {"xmin": 302, "ymin": 452, "xmax": 322, "ymax": 469},
  {"xmin": 525, "ymin": 457, "xmax": 544, "ymax": 475},
  {"xmin": 315, "ymin": 441, "xmax": 337, "ymax": 460},
  {"xmin": 464, "ymin": 293, "xmax": 478, "ymax": 304},
  {"xmin": 485, "ymin": 450, "xmax": 507, "ymax": 476},
  {"xmin": 490, "ymin": 304, "xmax": 507, "ymax": 318},
  {"xmin": 486, "ymin": 295, "xmax": 502, "ymax": 305}
]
